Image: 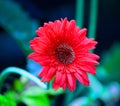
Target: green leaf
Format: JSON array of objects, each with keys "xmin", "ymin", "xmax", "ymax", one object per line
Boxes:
[
  {"xmin": 13, "ymin": 79, "xmax": 23, "ymax": 92},
  {"xmin": 21, "ymin": 87, "xmax": 50, "ymax": 106},
  {"xmin": 4, "ymin": 90, "xmax": 16, "ymax": 102},
  {"xmin": 0, "ymin": 94, "xmax": 16, "ymax": 106}
]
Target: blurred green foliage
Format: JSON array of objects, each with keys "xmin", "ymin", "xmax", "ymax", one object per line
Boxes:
[
  {"xmin": 0, "ymin": 94, "xmax": 16, "ymax": 106},
  {"xmin": 21, "ymin": 87, "xmax": 50, "ymax": 106},
  {"xmin": 1, "ymin": 76, "xmax": 64, "ymax": 106},
  {"xmin": 0, "ymin": 0, "xmax": 38, "ymax": 55},
  {"xmin": 100, "ymin": 44, "xmax": 120, "ymax": 83},
  {"xmin": 13, "ymin": 79, "xmax": 24, "ymax": 92}
]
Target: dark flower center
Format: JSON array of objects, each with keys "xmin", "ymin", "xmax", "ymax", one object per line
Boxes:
[{"xmin": 55, "ymin": 44, "xmax": 75, "ymax": 64}]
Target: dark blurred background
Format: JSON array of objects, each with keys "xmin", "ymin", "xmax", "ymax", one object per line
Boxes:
[{"xmin": 0, "ymin": 0, "xmax": 120, "ymax": 71}]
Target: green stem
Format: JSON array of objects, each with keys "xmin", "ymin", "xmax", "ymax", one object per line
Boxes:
[
  {"xmin": 0, "ymin": 67, "xmax": 47, "ymax": 92},
  {"xmin": 75, "ymin": 0, "xmax": 84, "ymax": 28},
  {"xmin": 88, "ymin": 0, "xmax": 98, "ymax": 39}
]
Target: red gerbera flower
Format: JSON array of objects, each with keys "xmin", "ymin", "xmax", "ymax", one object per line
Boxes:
[{"xmin": 28, "ymin": 18, "xmax": 99, "ymax": 91}]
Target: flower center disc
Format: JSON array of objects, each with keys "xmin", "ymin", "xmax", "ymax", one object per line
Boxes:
[{"xmin": 55, "ymin": 44, "xmax": 75, "ymax": 64}]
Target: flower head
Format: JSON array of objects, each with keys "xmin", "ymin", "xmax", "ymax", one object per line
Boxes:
[{"xmin": 28, "ymin": 18, "xmax": 99, "ymax": 91}]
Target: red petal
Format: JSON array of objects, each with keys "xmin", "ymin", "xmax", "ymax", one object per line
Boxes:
[
  {"xmin": 67, "ymin": 20, "xmax": 76, "ymax": 31},
  {"xmin": 38, "ymin": 67, "xmax": 49, "ymax": 77},
  {"xmin": 78, "ymin": 28, "xmax": 87, "ymax": 41},
  {"xmin": 76, "ymin": 70, "xmax": 89, "ymax": 82},
  {"xmin": 45, "ymin": 68, "xmax": 56, "ymax": 82},
  {"xmin": 30, "ymin": 37, "xmax": 48, "ymax": 53},
  {"xmin": 60, "ymin": 73, "xmax": 66, "ymax": 87},
  {"xmin": 52, "ymin": 82, "xmax": 60, "ymax": 91},
  {"xmin": 79, "ymin": 65, "xmax": 96, "ymax": 75},
  {"xmin": 28, "ymin": 53, "xmax": 51, "ymax": 66},
  {"xmin": 55, "ymin": 71, "xmax": 62, "ymax": 83},
  {"xmin": 41, "ymin": 75, "xmax": 47, "ymax": 82},
  {"xmin": 80, "ymin": 57, "xmax": 99, "ymax": 65},
  {"xmin": 62, "ymin": 83, "xmax": 67, "ymax": 90},
  {"xmin": 85, "ymin": 53, "xmax": 100, "ymax": 60},
  {"xmin": 80, "ymin": 38, "xmax": 98, "ymax": 50},
  {"xmin": 61, "ymin": 75, "xmax": 67, "ymax": 90},
  {"xmin": 74, "ymin": 73, "xmax": 89, "ymax": 86},
  {"xmin": 67, "ymin": 73, "xmax": 76, "ymax": 91},
  {"xmin": 60, "ymin": 18, "xmax": 67, "ymax": 31},
  {"xmin": 36, "ymin": 27, "xmax": 46, "ymax": 37}
]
